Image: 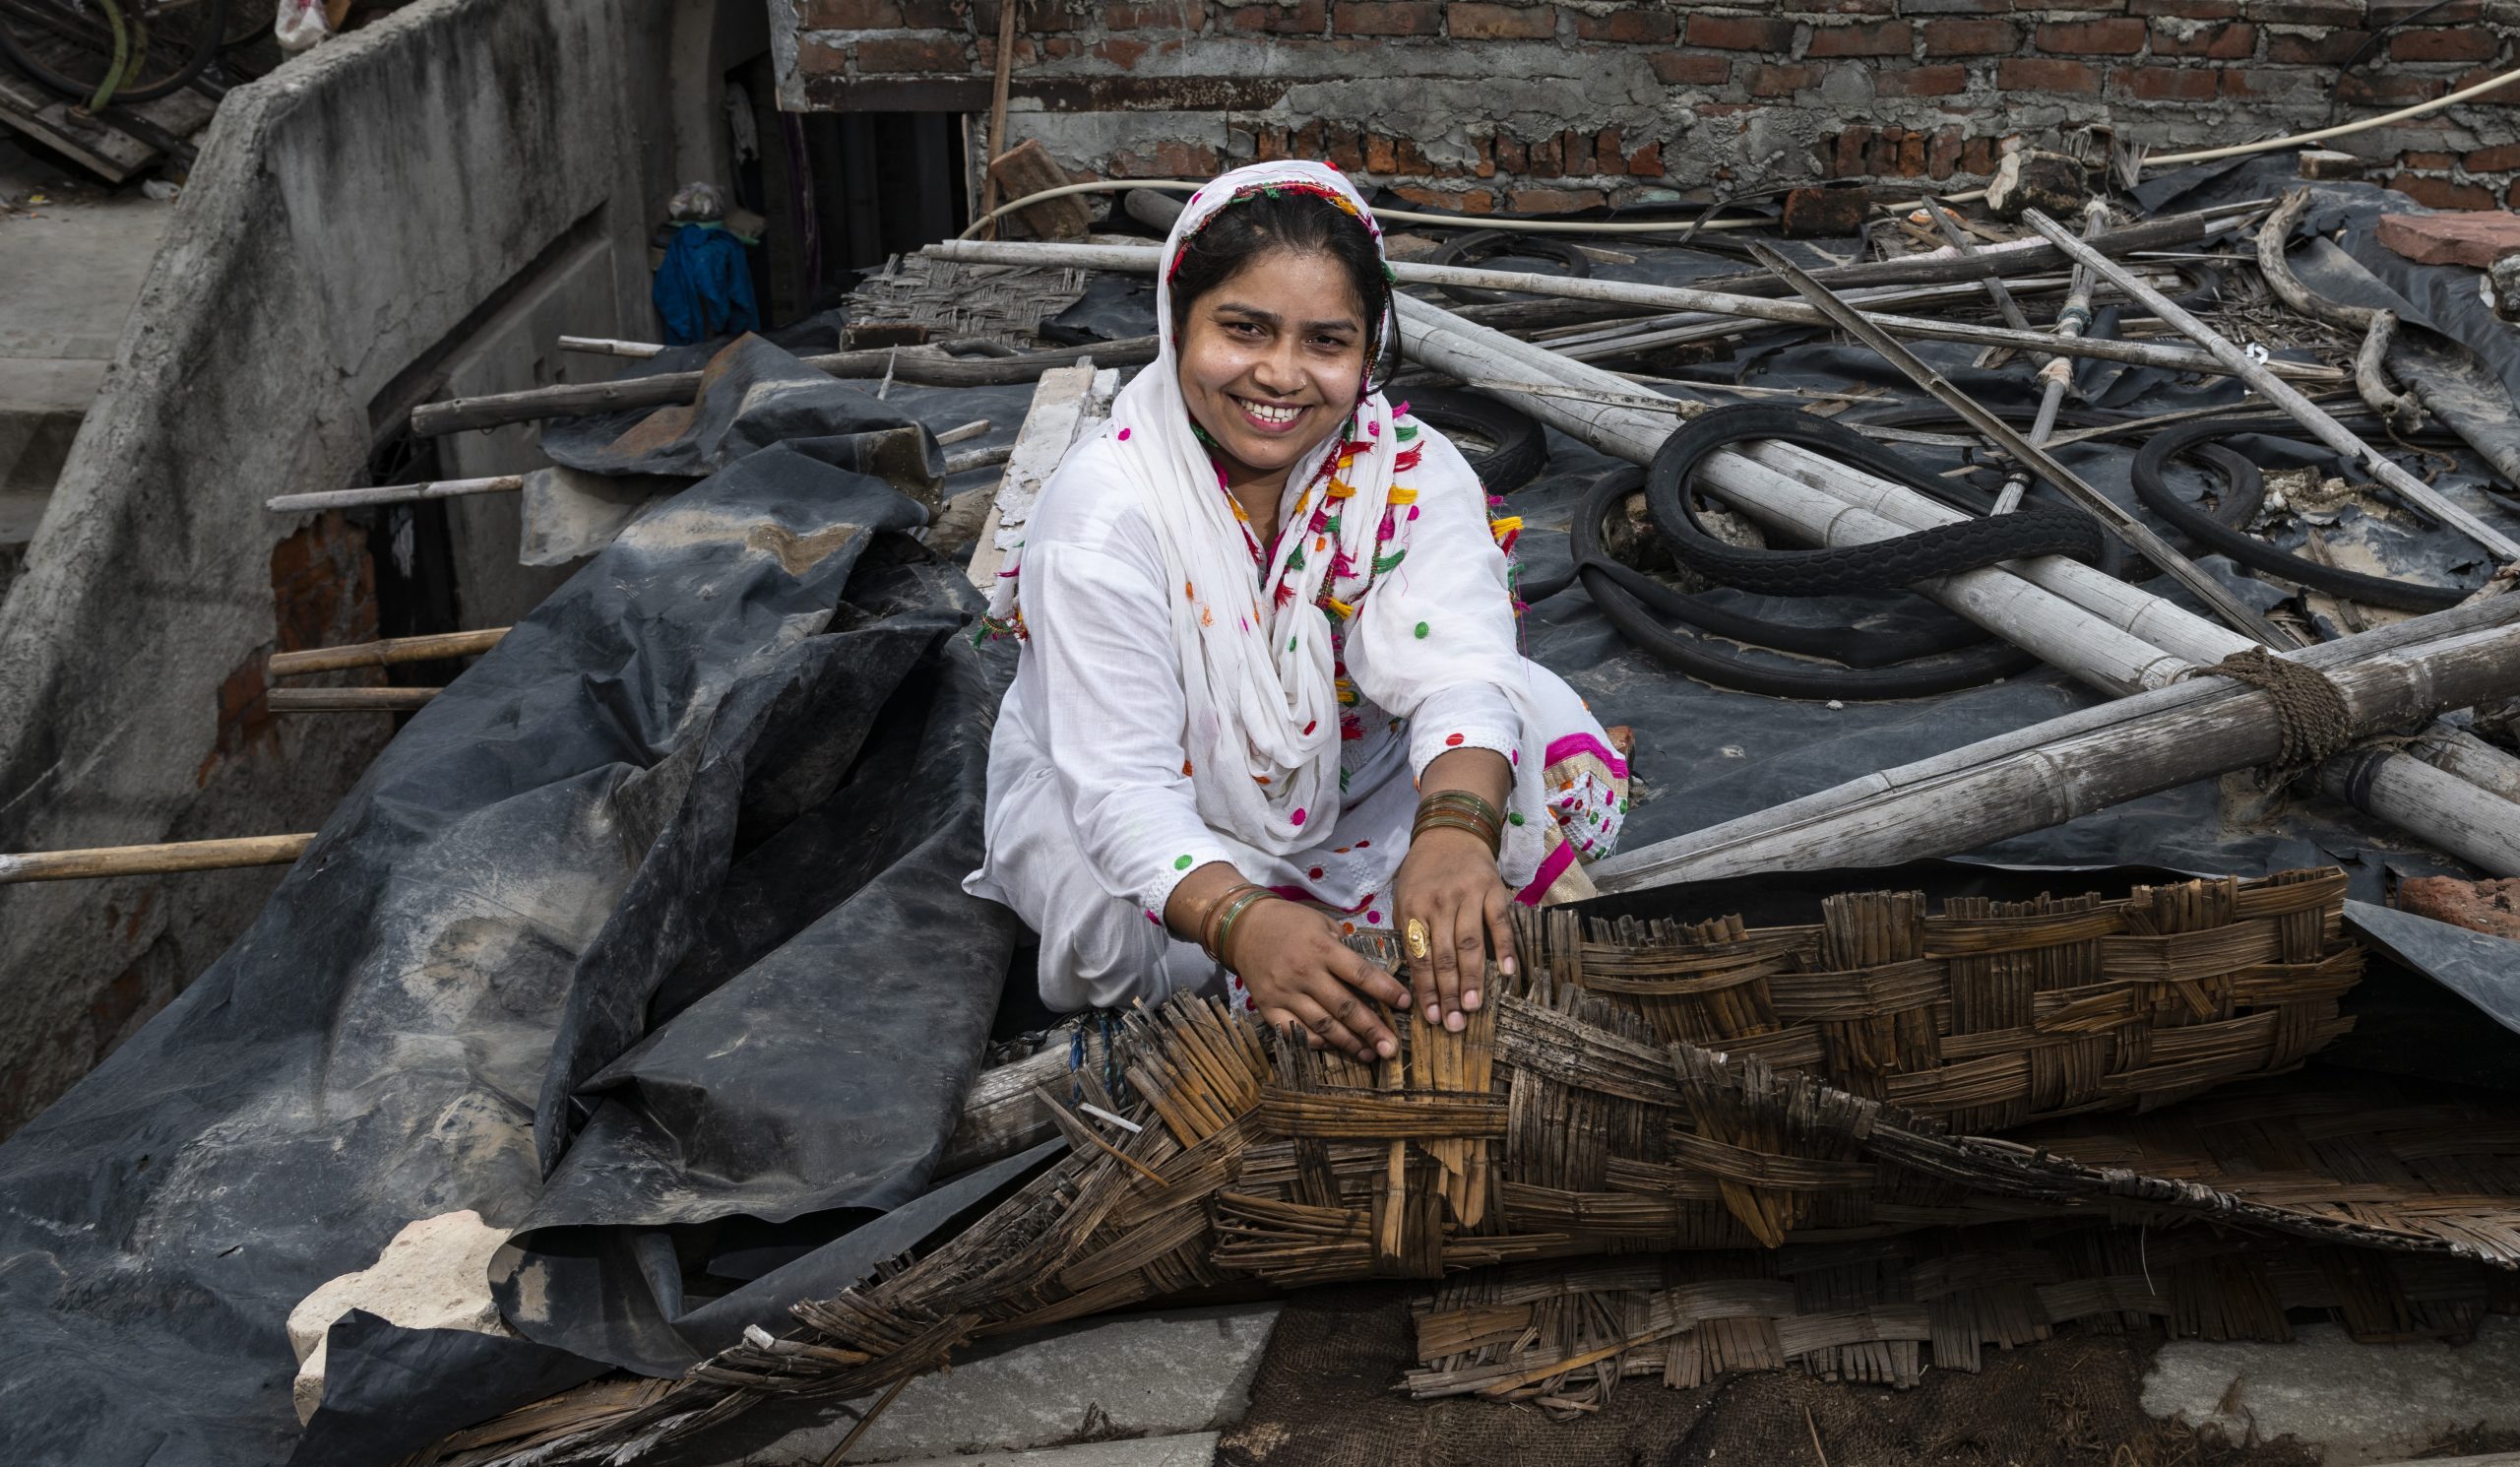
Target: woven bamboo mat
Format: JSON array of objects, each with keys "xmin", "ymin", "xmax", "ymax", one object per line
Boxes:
[{"xmin": 439, "ymin": 867, "xmax": 2520, "ymax": 1466}]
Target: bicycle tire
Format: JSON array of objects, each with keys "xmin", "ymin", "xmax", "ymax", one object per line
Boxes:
[{"xmin": 0, "ymin": 0, "xmax": 224, "ymax": 104}]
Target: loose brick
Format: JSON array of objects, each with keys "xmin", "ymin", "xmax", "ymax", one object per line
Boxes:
[
  {"xmin": 1336, "ymin": 1, "xmax": 1438, "ymax": 34},
  {"xmin": 855, "ymin": 32, "xmax": 967, "ymax": 71},
  {"xmin": 2340, "ymin": 70, "xmax": 2450, "ymax": 104},
  {"xmin": 1649, "ymin": 50, "xmax": 1734, "ymax": 84},
  {"xmin": 1510, "ymin": 185, "xmax": 1607, "ymax": 213},
  {"xmin": 1998, "ymin": 56, "xmax": 2102, "ymax": 92},
  {"xmin": 1225, "ymin": 0, "xmax": 1326, "ymax": 32},
  {"xmin": 2264, "ymin": 29, "xmax": 2370, "ymax": 63},
  {"xmin": 2386, "ymin": 172, "xmax": 2499, "ymax": 210},
  {"xmin": 1451, "ymin": 2, "xmax": 1555, "ymax": 38},
  {"xmin": 2036, "ymin": 17, "xmax": 2148, "ymax": 52},
  {"xmin": 2149, "ymin": 20, "xmax": 2255, "ymax": 55},
  {"xmin": 1572, "ymin": 8, "xmax": 1674, "ymax": 42},
  {"xmin": 1748, "ymin": 62, "xmax": 1818, "ymax": 95},
  {"xmin": 2114, "ymin": 62, "xmax": 2220, "ymax": 97},
  {"xmin": 1686, "ymin": 14, "xmax": 1796, "ymax": 49},
  {"xmin": 799, "ymin": 0, "xmax": 900, "ymax": 27},
  {"xmin": 2466, "ymin": 142, "xmax": 2520, "ymax": 170},
  {"xmin": 1878, "ymin": 62, "xmax": 1971, "ymax": 95},
  {"xmin": 1806, "ymin": 19, "xmax": 1912, "ymax": 54},
  {"xmin": 1922, "ymin": 18, "xmax": 2018, "ymax": 53},
  {"xmin": 2392, "ymin": 27, "xmax": 2499, "ymax": 61}
]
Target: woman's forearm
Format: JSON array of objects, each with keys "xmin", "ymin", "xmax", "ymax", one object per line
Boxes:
[
  {"xmin": 1418, "ymin": 747, "xmax": 1511, "ymax": 814},
  {"xmin": 1163, "ymin": 861, "xmax": 1259, "ymax": 949}
]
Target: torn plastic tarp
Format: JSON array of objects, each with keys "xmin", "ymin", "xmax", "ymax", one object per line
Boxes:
[{"xmin": 0, "ymin": 443, "xmax": 1035, "ymax": 1467}]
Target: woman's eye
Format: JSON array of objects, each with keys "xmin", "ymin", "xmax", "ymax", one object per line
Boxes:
[{"xmin": 1226, "ymin": 321, "xmax": 1264, "ymax": 338}]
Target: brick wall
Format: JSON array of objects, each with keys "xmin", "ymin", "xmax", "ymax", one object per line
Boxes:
[{"xmin": 779, "ymin": 0, "xmax": 2520, "ymax": 214}]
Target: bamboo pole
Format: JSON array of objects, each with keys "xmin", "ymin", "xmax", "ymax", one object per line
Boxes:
[
  {"xmin": 1591, "ymin": 595, "xmax": 2520, "ymax": 890},
  {"xmin": 267, "ymin": 688, "xmax": 440, "ymax": 712},
  {"xmin": 2320, "ymin": 748, "xmax": 2520, "ymax": 877},
  {"xmin": 1992, "ymin": 198, "xmax": 2109, "ymax": 514},
  {"xmin": 2022, "ymin": 207, "xmax": 2520, "ymax": 566},
  {"xmin": 556, "ymin": 336, "xmax": 663, "ymax": 359},
  {"xmin": 269, "ymin": 628, "xmax": 510, "ymax": 675},
  {"xmin": 0, "ymin": 834, "xmax": 315, "ymax": 884},
  {"xmin": 268, "ymin": 476, "xmax": 524, "ymax": 514},
  {"xmin": 979, "ymin": 0, "xmax": 1018, "ymax": 240},
  {"xmin": 1741, "ymin": 238, "xmax": 2294, "ymax": 650},
  {"xmin": 925, "ymin": 239, "xmax": 2347, "ymax": 385},
  {"xmin": 2408, "ymin": 725, "xmax": 2520, "ymax": 805}
]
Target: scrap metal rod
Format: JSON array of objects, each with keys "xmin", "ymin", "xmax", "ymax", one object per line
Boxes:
[
  {"xmin": 1742, "ymin": 240, "xmax": 2298, "ymax": 650},
  {"xmin": 2022, "ymin": 206, "xmax": 2520, "ymax": 566}
]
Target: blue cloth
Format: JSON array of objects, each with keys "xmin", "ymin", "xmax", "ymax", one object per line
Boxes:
[{"xmin": 652, "ymin": 223, "xmax": 761, "ymax": 346}]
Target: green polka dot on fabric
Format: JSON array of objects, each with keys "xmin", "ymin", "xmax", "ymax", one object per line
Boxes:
[
  {"xmin": 1414, "ymin": 621, "xmax": 1429, "ymax": 639},
  {"xmin": 1173, "ymin": 855, "xmax": 1193, "ymax": 870},
  {"xmin": 1507, "ymin": 811, "xmax": 1525, "ymax": 826}
]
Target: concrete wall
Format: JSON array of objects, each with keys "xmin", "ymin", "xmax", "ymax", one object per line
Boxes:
[
  {"xmin": 776, "ymin": 0, "xmax": 2520, "ymax": 212},
  {"xmin": 0, "ymin": 0, "xmax": 736, "ymax": 1132}
]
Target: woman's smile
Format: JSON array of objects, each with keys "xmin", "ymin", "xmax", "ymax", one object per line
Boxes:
[{"xmin": 1231, "ymin": 396, "xmax": 1312, "ymax": 434}]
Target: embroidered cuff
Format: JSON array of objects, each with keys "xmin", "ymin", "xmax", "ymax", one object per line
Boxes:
[
  {"xmin": 1407, "ymin": 683, "xmax": 1524, "ymax": 784},
  {"xmin": 1141, "ymin": 839, "xmax": 1239, "ymax": 935}
]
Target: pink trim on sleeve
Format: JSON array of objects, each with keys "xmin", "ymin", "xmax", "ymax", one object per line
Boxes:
[
  {"xmin": 1513, "ymin": 840, "xmax": 1578, "ymax": 907},
  {"xmin": 1544, "ymin": 732, "xmax": 1631, "ymax": 780}
]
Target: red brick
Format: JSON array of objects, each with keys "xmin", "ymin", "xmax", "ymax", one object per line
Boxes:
[
  {"xmin": 1961, "ymin": 134, "xmax": 1998, "ymax": 174},
  {"xmin": 1626, "ymin": 139, "xmax": 1665, "ymax": 176},
  {"xmin": 1998, "ymin": 56, "xmax": 2101, "ymax": 92},
  {"xmin": 1649, "ymin": 50, "xmax": 1733, "ymax": 84},
  {"xmin": 1929, "ymin": 127, "xmax": 1965, "ymax": 178},
  {"xmin": 1451, "ymin": 2, "xmax": 1554, "ymax": 38},
  {"xmin": 893, "ymin": 0, "xmax": 960, "ymax": 25},
  {"xmin": 1528, "ymin": 130, "xmax": 1562, "ymax": 175},
  {"xmin": 971, "ymin": 0, "xmax": 1086, "ymax": 30},
  {"xmin": 1878, "ymin": 62, "xmax": 1970, "ymax": 95},
  {"xmin": 1335, "ymin": 1, "xmax": 1437, "ymax": 33},
  {"xmin": 2392, "ymin": 27, "xmax": 2498, "ymax": 61},
  {"xmin": 1491, "ymin": 134, "xmax": 1526, "ymax": 172},
  {"xmin": 1572, "ymin": 8, "xmax": 1674, "ymax": 42},
  {"xmin": 1094, "ymin": 35, "xmax": 1151, "ymax": 67},
  {"xmin": 1593, "ymin": 125, "xmax": 1625, "ymax": 174},
  {"xmin": 2370, "ymin": 0, "xmax": 2481, "ymax": 22},
  {"xmin": 2466, "ymin": 143, "xmax": 2520, "ymax": 170},
  {"xmin": 2387, "ymin": 172, "xmax": 2498, "ymax": 210},
  {"xmin": 2453, "ymin": 66, "xmax": 2520, "ymax": 103},
  {"xmin": 2263, "ymin": 29, "xmax": 2369, "ymax": 63},
  {"xmin": 2399, "ymin": 150, "xmax": 2458, "ymax": 168},
  {"xmin": 1110, "ymin": 140, "xmax": 1221, "ymax": 176},
  {"xmin": 2240, "ymin": 0, "xmax": 2360, "ymax": 21},
  {"xmin": 2035, "ymin": 17, "xmax": 2147, "ymax": 52},
  {"xmin": 798, "ymin": 0, "xmax": 899, "ymax": 26},
  {"xmin": 796, "ymin": 36, "xmax": 848, "ymax": 73},
  {"xmin": 1510, "ymin": 186, "xmax": 1606, "ymax": 213},
  {"xmin": 2148, "ymin": 20, "xmax": 2254, "ymax": 55},
  {"xmin": 1807, "ymin": 19, "xmax": 1911, "ymax": 54},
  {"xmin": 1748, "ymin": 62, "xmax": 1817, "ymax": 95},
  {"xmin": 1394, "ymin": 184, "xmax": 1495, "ymax": 212},
  {"xmin": 1685, "ymin": 14, "xmax": 1796, "ymax": 49},
  {"xmin": 1695, "ymin": 101, "xmax": 1757, "ymax": 117},
  {"xmin": 1832, "ymin": 125, "xmax": 1873, "ymax": 176},
  {"xmin": 2113, "ymin": 62, "xmax": 2219, "ymax": 97},
  {"xmin": 1225, "ymin": 0, "xmax": 1325, "ymax": 33},
  {"xmin": 2131, "ymin": 0, "xmax": 2238, "ymax": 15},
  {"xmin": 855, "ymin": 32, "xmax": 968, "ymax": 71},
  {"xmin": 1324, "ymin": 124, "xmax": 1365, "ymax": 172},
  {"xmin": 2340, "ymin": 70, "xmax": 2449, "ymax": 104},
  {"xmin": 1922, "ymin": 18, "xmax": 2017, "ymax": 53}
]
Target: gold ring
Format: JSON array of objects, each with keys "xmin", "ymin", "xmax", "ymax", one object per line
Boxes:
[{"xmin": 1405, "ymin": 919, "xmax": 1431, "ymax": 961}]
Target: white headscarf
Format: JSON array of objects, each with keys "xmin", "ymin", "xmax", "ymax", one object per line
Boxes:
[{"xmin": 987, "ymin": 161, "xmax": 1544, "ymax": 874}]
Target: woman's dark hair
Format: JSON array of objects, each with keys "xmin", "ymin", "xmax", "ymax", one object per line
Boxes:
[{"xmin": 1166, "ymin": 188, "xmax": 1401, "ymax": 391}]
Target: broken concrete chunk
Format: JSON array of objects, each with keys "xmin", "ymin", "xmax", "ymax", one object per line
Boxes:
[
  {"xmin": 2397, "ymin": 875, "xmax": 2520, "ymax": 942},
  {"xmin": 2488, "ymin": 249, "xmax": 2520, "ymax": 323},
  {"xmin": 1984, "ymin": 151, "xmax": 2085, "ymax": 221},
  {"xmin": 2298, "ymin": 149, "xmax": 2365, "ymax": 180},
  {"xmin": 285, "ymin": 1209, "xmax": 515, "ymax": 1424},
  {"xmin": 2376, "ymin": 211, "xmax": 2520, "ymax": 270}
]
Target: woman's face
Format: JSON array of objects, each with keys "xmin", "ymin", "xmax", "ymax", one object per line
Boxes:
[{"xmin": 1173, "ymin": 247, "xmax": 1369, "ymax": 486}]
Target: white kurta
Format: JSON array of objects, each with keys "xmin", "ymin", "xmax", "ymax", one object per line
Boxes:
[{"xmin": 966, "ymin": 424, "xmax": 1618, "ymax": 1013}]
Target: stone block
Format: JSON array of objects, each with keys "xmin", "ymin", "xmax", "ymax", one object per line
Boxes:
[
  {"xmin": 2377, "ymin": 210, "xmax": 2520, "ymax": 267},
  {"xmin": 285, "ymin": 1209, "xmax": 513, "ymax": 1424}
]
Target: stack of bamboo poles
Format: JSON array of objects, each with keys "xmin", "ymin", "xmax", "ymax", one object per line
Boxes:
[{"xmin": 431, "ymin": 864, "xmax": 2520, "ymax": 1467}]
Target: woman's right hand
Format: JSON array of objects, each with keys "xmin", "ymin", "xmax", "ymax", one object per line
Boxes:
[{"xmin": 1227, "ymin": 898, "xmax": 1409, "ymax": 1063}]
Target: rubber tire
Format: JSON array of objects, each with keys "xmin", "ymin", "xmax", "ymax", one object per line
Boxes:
[
  {"xmin": 1428, "ymin": 229, "xmax": 1596, "ymax": 307},
  {"xmin": 1399, "ymin": 385, "xmax": 1548, "ymax": 493}
]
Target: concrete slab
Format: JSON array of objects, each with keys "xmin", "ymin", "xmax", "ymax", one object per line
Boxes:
[
  {"xmin": 2142, "ymin": 1316, "xmax": 2520, "ymax": 1466},
  {"xmin": 872, "ymin": 1435, "xmax": 1217, "ymax": 1467},
  {"xmin": 686, "ymin": 1302, "xmax": 1281, "ymax": 1467}
]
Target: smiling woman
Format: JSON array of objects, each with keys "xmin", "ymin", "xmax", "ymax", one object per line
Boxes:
[{"xmin": 963, "ymin": 161, "xmax": 1632, "ymax": 1061}]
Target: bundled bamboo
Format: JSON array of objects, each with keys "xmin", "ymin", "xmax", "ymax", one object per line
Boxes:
[{"xmin": 416, "ymin": 864, "xmax": 2520, "ymax": 1467}]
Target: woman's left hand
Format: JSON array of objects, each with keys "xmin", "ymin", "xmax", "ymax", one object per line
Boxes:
[{"xmin": 1389, "ymin": 825, "xmax": 1516, "ymax": 1032}]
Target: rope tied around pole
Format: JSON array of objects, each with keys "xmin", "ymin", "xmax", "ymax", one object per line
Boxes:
[{"xmin": 2190, "ymin": 647, "xmax": 2355, "ymax": 788}]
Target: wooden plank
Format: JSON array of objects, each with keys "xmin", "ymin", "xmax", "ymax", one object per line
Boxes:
[
  {"xmin": 967, "ymin": 359, "xmax": 1114, "ymax": 597},
  {"xmin": 0, "ymin": 69, "xmax": 154, "ymax": 182}
]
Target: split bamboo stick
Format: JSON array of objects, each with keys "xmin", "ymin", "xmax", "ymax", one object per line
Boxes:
[
  {"xmin": 268, "ymin": 476, "xmax": 524, "ymax": 514},
  {"xmin": 269, "ymin": 627, "xmax": 509, "ymax": 675},
  {"xmin": 0, "ymin": 834, "xmax": 314, "ymax": 884},
  {"xmin": 267, "ymin": 688, "xmax": 439, "ymax": 712},
  {"xmin": 2022, "ymin": 208, "xmax": 2520, "ymax": 566},
  {"xmin": 924, "ymin": 239, "xmax": 2346, "ymax": 385}
]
